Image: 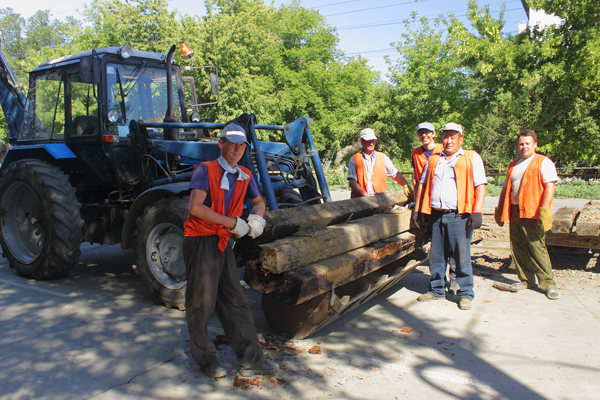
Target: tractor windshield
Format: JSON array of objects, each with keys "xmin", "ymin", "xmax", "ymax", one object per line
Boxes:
[{"xmin": 106, "ymin": 63, "xmax": 182, "ymax": 126}]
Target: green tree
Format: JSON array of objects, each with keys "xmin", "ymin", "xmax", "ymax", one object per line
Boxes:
[
  {"xmin": 76, "ymin": 0, "xmax": 180, "ymax": 52},
  {"xmin": 0, "ymin": 8, "xmax": 81, "ymax": 142}
]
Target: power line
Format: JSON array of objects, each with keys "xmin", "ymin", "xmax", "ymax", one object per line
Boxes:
[
  {"xmin": 310, "ymin": 0, "xmax": 362, "ymax": 9},
  {"xmin": 329, "ymin": 0, "xmax": 521, "ymax": 25},
  {"xmin": 336, "ymin": 7, "xmax": 524, "ymax": 31},
  {"xmin": 325, "ymin": 0, "xmax": 428, "ymax": 18}
]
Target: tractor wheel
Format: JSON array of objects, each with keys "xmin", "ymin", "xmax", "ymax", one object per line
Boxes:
[
  {"xmin": 0, "ymin": 159, "xmax": 84, "ymax": 279},
  {"xmin": 134, "ymin": 197, "xmax": 189, "ymax": 310}
]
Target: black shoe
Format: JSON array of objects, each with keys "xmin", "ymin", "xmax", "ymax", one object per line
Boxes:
[
  {"xmin": 240, "ymin": 361, "xmax": 279, "ymax": 377},
  {"xmin": 201, "ymin": 361, "xmax": 227, "ymax": 378}
]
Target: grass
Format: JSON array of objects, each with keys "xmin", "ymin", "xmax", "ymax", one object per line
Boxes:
[{"xmin": 325, "ymin": 169, "xmax": 600, "ymax": 199}]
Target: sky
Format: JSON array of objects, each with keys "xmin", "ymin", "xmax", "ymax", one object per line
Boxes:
[{"xmin": 6, "ymin": 0, "xmax": 528, "ymax": 80}]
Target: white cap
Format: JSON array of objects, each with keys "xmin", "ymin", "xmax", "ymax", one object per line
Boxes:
[
  {"xmin": 442, "ymin": 122, "xmax": 463, "ymax": 134},
  {"xmin": 417, "ymin": 122, "xmax": 435, "ymax": 132},
  {"xmin": 220, "ymin": 124, "xmax": 250, "ymax": 145},
  {"xmin": 359, "ymin": 128, "xmax": 377, "ymax": 141}
]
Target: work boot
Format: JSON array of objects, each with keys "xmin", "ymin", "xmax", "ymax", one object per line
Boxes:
[
  {"xmin": 240, "ymin": 361, "xmax": 279, "ymax": 377},
  {"xmin": 417, "ymin": 292, "xmax": 444, "ymax": 302},
  {"xmin": 201, "ymin": 361, "xmax": 227, "ymax": 379},
  {"xmin": 448, "ymin": 279, "xmax": 459, "ymax": 295},
  {"xmin": 510, "ymin": 282, "xmax": 536, "ymax": 290},
  {"xmin": 458, "ymin": 298, "xmax": 472, "ymax": 310},
  {"xmin": 546, "ymin": 288, "xmax": 560, "ymax": 300}
]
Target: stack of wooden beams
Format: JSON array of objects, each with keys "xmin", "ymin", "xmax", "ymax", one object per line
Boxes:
[{"xmin": 238, "ymin": 191, "xmax": 427, "ymax": 306}]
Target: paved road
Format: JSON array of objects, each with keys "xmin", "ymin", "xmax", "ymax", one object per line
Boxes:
[{"xmin": 1, "ymin": 202, "xmax": 600, "ymax": 399}]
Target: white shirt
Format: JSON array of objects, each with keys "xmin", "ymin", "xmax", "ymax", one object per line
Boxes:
[
  {"xmin": 420, "ymin": 148, "xmax": 487, "ymax": 210},
  {"xmin": 502, "ymin": 155, "xmax": 558, "ymax": 205},
  {"xmin": 347, "ymin": 152, "xmax": 399, "ymax": 195}
]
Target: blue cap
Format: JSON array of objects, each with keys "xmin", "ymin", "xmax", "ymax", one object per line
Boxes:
[{"xmin": 220, "ymin": 124, "xmax": 250, "ymax": 145}]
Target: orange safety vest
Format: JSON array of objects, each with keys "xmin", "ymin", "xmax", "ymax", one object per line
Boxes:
[
  {"xmin": 351, "ymin": 151, "xmax": 387, "ymax": 198},
  {"xmin": 183, "ymin": 160, "xmax": 250, "ymax": 253},
  {"xmin": 500, "ymin": 153, "xmax": 548, "ymax": 221},
  {"xmin": 420, "ymin": 150, "xmax": 476, "ymax": 215},
  {"xmin": 412, "ymin": 143, "xmax": 444, "ymax": 183}
]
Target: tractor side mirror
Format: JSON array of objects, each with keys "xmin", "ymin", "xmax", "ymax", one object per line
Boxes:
[
  {"xmin": 210, "ymin": 72, "xmax": 219, "ymax": 96},
  {"xmin": 80, "ymin": 55, "xmax": 100, "ymax": 84}
]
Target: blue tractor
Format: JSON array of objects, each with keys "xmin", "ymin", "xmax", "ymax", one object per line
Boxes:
[{"xmin": 0, "ymin": 43, "xmax": 331, "ymax": 310}]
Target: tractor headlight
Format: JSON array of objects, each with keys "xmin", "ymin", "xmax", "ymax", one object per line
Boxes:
[
  {"xmin": 107, "ymin": 109, "xmax": 119, "ymax": 123},
  {"xmin": 190, "ymin": 112, "xmax": 201, "ymax": 123},
  {"xmin": 120, "ymin": 45, "xmax": 132, "ymax": 59}
]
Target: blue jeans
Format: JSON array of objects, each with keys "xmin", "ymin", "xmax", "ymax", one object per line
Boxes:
[{"xmin": 428, "ymin": 211, "xmax": 475, "ymax": 299}]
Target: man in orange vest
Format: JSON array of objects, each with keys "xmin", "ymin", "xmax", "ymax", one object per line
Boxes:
[
  {"xmin": 347, "ymin": 128, "xmax": 411, "ymax": 198},
  {"xmin": 413, "ymin": 122, "xmax": 487, "ymax": 310},
  {"xmin": 494, "ymin": 129, "xmax": 559, "ymax": 300},
  {"xmin": 183, "ymin": 124, "xmax": 278, "ymax": 379},
  {"xmin": 411, "ymin": 122, "xmax": 444, "ymax": 188},
  {"xmin": 411, "ymin": 122, "xmax": 459, "ymax": 294}
]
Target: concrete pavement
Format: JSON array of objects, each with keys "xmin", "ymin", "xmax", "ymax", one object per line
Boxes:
[{"xmin": 1, "ymin": 238, "xmax": 600, "ymax": 399}]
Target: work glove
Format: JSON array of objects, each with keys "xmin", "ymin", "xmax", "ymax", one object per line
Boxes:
[
  {"xmin": 247, "ymin": 214, "xmax": 266, "ymax": 239},
  {"xmin": 494, "ymin": 207, "xmax": 504, "ymax": 227},
  {"xmin": 468, "ymin": 212, "xmax": 483, "ymax": 230},
  {"xmin": 539, "ymin": 207, "xmax": 553, "ymax": 232},
  {"xmin": 411, "ymin": 210, "xmax": 421, "ymax": 229},
  {"xmin": 403, "ymin": 184, "xmax": 414, "ymax": 201},
  {"xmin": 229, "ymin": 217, "xmax": 250, "ymax": 238}
]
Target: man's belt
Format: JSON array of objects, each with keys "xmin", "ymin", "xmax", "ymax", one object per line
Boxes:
[{"xmin": 432, "ymin": 208, "xmax": 458, "ymax": 214}]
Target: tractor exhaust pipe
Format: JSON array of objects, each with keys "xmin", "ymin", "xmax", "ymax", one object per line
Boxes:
[{"xmin": 163, "ymin": 45, "xmax": 178, "ymax": 141}]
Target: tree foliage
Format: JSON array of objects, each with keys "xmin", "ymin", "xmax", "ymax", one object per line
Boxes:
[{"xmin": 1, "ymin": 0, "xmax": 599, "ymax": 168}]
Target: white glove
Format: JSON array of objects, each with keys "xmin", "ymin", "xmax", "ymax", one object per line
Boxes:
[
  {"xmin": 229, "ymin": 217, "xmax": 250, "ymax": 238},
  {"xmin": 247, "ymin": 214, "xmax": 266, "ymax": 239}
]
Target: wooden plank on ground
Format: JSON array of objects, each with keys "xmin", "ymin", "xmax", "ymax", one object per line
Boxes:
[
  {"xmin": 575, "ymin": 201, "xmax": 600, "ymax": 236},
  {"xmin": 551, "ymin": 207, "xmax": 578, "ymax": 234},
  {"xmin": 546, "ymin": 233, "xmax": 600, "ymax": 249},
  {"xmin": 259, "ymin": 209, "xmax": 413, "ymax": 274},
  {"xmin": 279, "ymin": 229, "xmax": 428, "ymax": 305}
]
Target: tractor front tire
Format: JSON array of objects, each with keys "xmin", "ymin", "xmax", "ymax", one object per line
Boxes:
[
  {"xmin": 134, "ymin": 197, "xmax": 189, "ymax": 310},
  {"xmin": 0, "ymin": 159, "xmax": 84, "ymax": 279}
]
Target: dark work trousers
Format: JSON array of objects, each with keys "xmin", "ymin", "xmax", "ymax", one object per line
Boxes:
[
  {"xmin": 183, "ymin": 235, "xmax": 264, "ymax": 368},
  {"xmin": 509, "ymin": 205, "xmax": 556, "ymax": 291},
  {"xmin": 428, "ymin": 210, "xmax": 475, "ymax": 299}
]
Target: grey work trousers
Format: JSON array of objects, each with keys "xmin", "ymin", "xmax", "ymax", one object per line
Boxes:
[{"xmin": 183, "ymin": 235, "xmax": 264, "ymax": 367}]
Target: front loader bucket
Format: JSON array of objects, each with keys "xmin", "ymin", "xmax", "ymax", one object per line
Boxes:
[{"xmin": 261, "ymin": 255, "xmax": 427, "ymax": 339}]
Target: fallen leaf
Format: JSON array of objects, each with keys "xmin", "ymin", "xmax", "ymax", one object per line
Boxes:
[
  {"xmin": 308, "ymin": 345, "xmax": 321, "ymax": 354},
  {"xmin": 483, "ymin": 300, "xmax": 491, "ymax": 303},
  {"xmin": 400, "ymin": 327, "xmax": 412, "ymax": 333}
]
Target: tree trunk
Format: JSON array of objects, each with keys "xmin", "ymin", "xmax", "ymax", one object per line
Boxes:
[{"xmin": 335, "ymin": 140, "xmax": 362, "ymax": 165}]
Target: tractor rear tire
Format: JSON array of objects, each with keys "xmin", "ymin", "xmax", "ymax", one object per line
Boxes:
[
  {"xmin": 134, "ymin": 197, "xmax": 189, "ymax": 310},
  {"xmin": 0, "ymin": 159, "xmax": 84, "ymax": 279}
]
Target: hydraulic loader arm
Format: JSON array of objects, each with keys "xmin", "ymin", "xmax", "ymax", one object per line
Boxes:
[{"xmin": 0, "ymin": 39, "xmax": 26, "ymax": 142}]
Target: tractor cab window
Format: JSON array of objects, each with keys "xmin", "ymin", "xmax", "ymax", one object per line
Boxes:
[
  {"xmin": 20, "ymin": 71, "xmax": 66, "ymax": 141},
  {"xmin": 69, "ymin": 73, "xmax": 99, "ymax": 137},
  {"xmin": 106, "ymin": 63, "xmax": 182, "ymax": 137}
]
